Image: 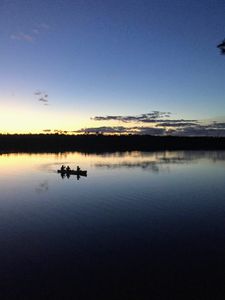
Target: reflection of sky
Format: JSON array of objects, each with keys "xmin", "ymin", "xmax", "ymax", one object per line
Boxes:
[
  {"xmin": 1, "ymin": 150, "xmax": 225, "ymax": 172},
  {"xmin": 0, "ymin": 151, "xmax": 225, "ymax": 200},
  {"xmin": 1, "ymin": 151, "xmax": 225, "ymax": 297}
]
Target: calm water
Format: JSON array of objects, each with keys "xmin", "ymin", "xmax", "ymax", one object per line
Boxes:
[{"xmin": 0, "ymin": 151, "xmax": 225, "ymax": 299}]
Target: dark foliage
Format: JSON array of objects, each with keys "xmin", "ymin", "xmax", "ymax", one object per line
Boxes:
[
  {"xmin": 1, "ymin": 134, "xmax": 225, "ymax": 153},
  {"xmin": 218, "ymin": 39, "xmax": 225, "ymax": 54}
]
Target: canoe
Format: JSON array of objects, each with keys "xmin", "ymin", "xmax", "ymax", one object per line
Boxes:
[{"xmin": 57, "ymin": 170, "xmax": 87, "ymax": 176}]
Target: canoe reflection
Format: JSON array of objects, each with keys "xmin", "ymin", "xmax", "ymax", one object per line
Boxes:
[{"xmin": 58, "ymin": 170, "xmax": 87, "ymax": 180}]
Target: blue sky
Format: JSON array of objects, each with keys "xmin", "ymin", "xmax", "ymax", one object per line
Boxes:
[{"xmin": 0, "ymin": 0, "xmax": 225, "ymax": 134}]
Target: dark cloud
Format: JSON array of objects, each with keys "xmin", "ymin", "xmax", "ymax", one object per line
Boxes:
[
  {"xmin": 74, "ymin": 126, "xmax": 166, "ymax": 135},
  {"xmin": 34, "ymin": 90, "xmax": 49, "ymax": 105},
  {"xmin": 132, "ymin": 127, "xmax": 166, "ymax": 135},
  {"xmin": 39, "ymin": 97, "xmax": 48, "ymax": 103},
  {"xmin": 92, "ymin": 112, "xmax": 198, "ymax": 126},
  {"xmin": 156, "ymin": 122, "xmax": 198, "ymax": 127},
  {"xmin": 75, "ymin": 126, "xmax": 128, "ymax": 134},
  {"xmin": 53, "ymin": 129, "xmax": 69, "ymax": 134},
  {"xmin": 74, "ymin": 120, "xmax": 225, "ymax": 137},
  {"xmin": 92, "ymin": 111, "xmax": 172, "ymax": 123},
  {"xmin": 34, "ymin": 90, "xmax": 42, "ymax": 96},
  {"xmin": 207, "ymin": 122, "xmax": 225, "ymax": 129},
  {"xmin": 172, "ymin": 123, "xmax": 225, "ymax": 137}
]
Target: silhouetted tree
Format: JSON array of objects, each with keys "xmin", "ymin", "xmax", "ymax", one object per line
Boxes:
[{"xmin": 218, "ymin": 39, "xmax": 225, "ymax": 54}]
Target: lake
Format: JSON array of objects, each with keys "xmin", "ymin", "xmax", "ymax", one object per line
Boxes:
[{"xmin": 0, "ymin": 151, "xmax": 225, "ymax": 299}]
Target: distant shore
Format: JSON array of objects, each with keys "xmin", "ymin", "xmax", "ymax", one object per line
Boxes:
[{"xmin": 1, "ymin": 134, "xmax": 225, "ymax": 153}]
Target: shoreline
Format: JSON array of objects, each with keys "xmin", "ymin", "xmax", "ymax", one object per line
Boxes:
[{"xmin": 1, "ymin": 134, "xmax": 225, "ymax": 152}]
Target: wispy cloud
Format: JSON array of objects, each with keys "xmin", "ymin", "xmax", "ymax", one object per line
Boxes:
[
  {"xmin": 11, "ymin": 23, "xmax": 50, "ymax": 43},
  {"xmin": 39, "ymin": 97, "xmax": 48, "ymax": 103},
  {"xmin": 92, "ymin": 111, "xmax": 172, "ymax": 123},
  {"xmin": 156, "ymin": 122, "xmax": 198, "ymax": 127},
  {"xmin": 39, "ymin": 23, "xmax": 50, "ymax": 30},
  {"xmin": 11, "ymin": 32, "xmax": 34, "ymax": 43},
  {"xmin": 34, "ymin": 90, "xmax": 49, "ymax": 105},
  {"xmin": 32, "ymin": 29, "xmax": 39, "ymax": 35},
  {"xmin": 73, "ymin": 111, "xmax": 225, "ymax": 136},
  {"xmin": 92, "ymin": 111, "xmax": 198, "ymax": 126}
]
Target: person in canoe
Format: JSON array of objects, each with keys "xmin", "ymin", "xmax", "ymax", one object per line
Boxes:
[
  {"xmin": 76, "ymin": 166, "xmax": 80, "ymax": 172},
  {"xmin": 66, "ymin": 166, "xmax": 71, "ymax": 172},
  {"xmin": 61, "ymin": 165, "xmax": 65, "ymax": 172}
]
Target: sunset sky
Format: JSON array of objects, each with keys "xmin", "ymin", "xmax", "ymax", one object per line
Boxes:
[{"xmin": 1, "ymin": 0, "xmax": 225, "ymax": 135}]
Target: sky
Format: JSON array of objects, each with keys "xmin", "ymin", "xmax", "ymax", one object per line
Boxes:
[{"xmin": 1, "ymin": 0, "xmax": 225, "ymax": 135}]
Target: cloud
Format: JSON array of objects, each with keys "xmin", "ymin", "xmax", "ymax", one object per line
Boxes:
[
  {"xmin": 156, "ymin": 121, "xmax": 198, "ymax": 127},
  {"xmin": 11, "ymin": 23, "xmax": 50, "ymax": 43},
  {"xmin": 92, "ymin": 111, "xmax": 172, "ymax": 123},
  {"xmin": 39, "ymin": 23, "xmax": 50, "ymax": 30},
  {"xmin": 34, "ymin": 90, "xmax": 49, "ymax": 105},
  {"xmin": 92, "ymin": 112, "xmax": 198, "ymax": 126},
  {"xmin": 134, "ymin": 127, "xmax": 166, "ymax": 135},
  {"xmin": 32, "ymin": 29, "xmax": 39, "ymax": 35},
  {"xmin": 53, "ymin": 129, "xmax": 69, "ymax": 134},
  {"xmin": 170, "ymin": 122, "xmax": 225, "ymax": 136},
  {"xmin": 74, "ymin": 126, "xmax": 166, "ymax": 135},
  {"xmin": 74, "ymin": 119, "xmax": 225, "ymax": 137},
  {"xmin": 11, "ymin": 32, "xmax": 34, "ymax": 42},
  {"xmin": 39, "ymin": 97, "xmax": 48, "ymax": 103},
  {"xmin": 34, "ymin": 90, "xmax": 42, "ymax": 96},
  {"xmin": 75, "ymin": 126, "xmax": 128, "ymax": 134}
]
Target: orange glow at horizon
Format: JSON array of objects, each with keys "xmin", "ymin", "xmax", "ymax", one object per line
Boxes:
[{"xmin": 0, "ymin": 101, "xmax": 96, "ymax": 134}]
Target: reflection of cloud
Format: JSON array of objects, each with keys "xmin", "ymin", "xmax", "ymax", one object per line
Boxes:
[
  {"xmin": 92, "ymin": 151, "xmax": 225, "ymax": 161},
  {"xmin": 35, "ymin": 180, "xmax": 49, "ymax": 194},
  {"xmin": 95, "ymin": 161, "xmax": 162, "ymax": 173},
  {"xmin": 95, "ymin": 157, "xmax": 192, "ymax": 170},
  {"xmin": 94, "ymin": 150, "xmax": 225, "ymax": 173}
]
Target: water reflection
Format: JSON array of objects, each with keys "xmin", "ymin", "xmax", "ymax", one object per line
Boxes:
[
  {"xmin": 0, "ymin": 150, "xmax": 225, "ymax": 298},
  {"xmin": 60, "ymin": 172, "xmax": 83, "ymax": 180},
  {"xmin": 94, "ymin": 150, "xmax": 225, "ymax": 173},
  {"xmin": 35, "ymin": 180, "xmax": 49, "ymax": 193}
]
